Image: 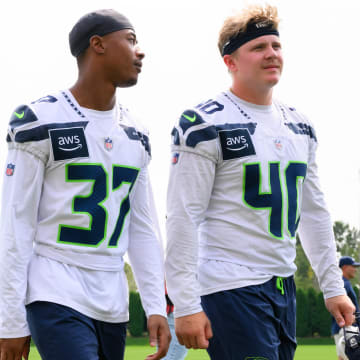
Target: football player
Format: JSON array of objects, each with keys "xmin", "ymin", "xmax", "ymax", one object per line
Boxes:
[
  {"xmin": 165, "ymin": 4, "xmax": 354, "ymax": 359},
  {"xmin": 0, "ymin": 9, "xmax": 170, "ymax": 360}
]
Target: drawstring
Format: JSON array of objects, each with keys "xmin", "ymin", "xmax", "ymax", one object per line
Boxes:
[{"xmin": 276, "ymin": 277, "xmax": 284, "ymax": 295}]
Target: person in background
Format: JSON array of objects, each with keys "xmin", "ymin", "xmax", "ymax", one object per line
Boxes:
[{"xmin": 332, "ymin": 256, "xmax": 360, "ymax": 360}]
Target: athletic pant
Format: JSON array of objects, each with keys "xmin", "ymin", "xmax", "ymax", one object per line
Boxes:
[
  {"xmin": 26, "ymin": 301, "xmax": 127, "ymax": 360},
  {"xmin": 201, "ymin": 276, "xmax": 297, "ymax": 360}
]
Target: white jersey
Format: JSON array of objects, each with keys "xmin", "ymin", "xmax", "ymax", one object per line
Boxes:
[
  {"xmin": 0, "ymin": 90, "xmax": 166, "ymax": 337},
  {"xmin": 165, "ymin": 90, "xmax": 345, "ymax": 318}
]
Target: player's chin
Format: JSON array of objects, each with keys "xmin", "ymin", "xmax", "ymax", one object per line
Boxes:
[
  {"xmin": 265, "ymin": 75, "xmax": 281, "ymax": 87},
  {"xmin": 118, "ymin": 76, "xmax": 138, "ymax": 88}
]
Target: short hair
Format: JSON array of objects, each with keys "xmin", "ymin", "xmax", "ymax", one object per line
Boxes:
[{"xmin": 218, "ymin": 4, "xmax": 280, "ymax": 55}]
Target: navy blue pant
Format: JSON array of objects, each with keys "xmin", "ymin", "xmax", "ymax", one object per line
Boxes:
[
  {"xmin": 26, "ymin": 301, "xmax": 127, "ymax": 360},
  {"xmin": 201, "ymin": 276, "xmax": 297, "ymax": 360}
]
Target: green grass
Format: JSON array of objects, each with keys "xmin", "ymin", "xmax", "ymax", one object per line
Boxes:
[
  {"xmin": 294, "ymin": 345, "xmax": 337, "ymax": 359},
  {"xmin": 28, "ymin": 337, "xmax": 338, "ymax": 360},
  {"xmin": 297, "ymin": 337, "xmax": 334, "ymax": 345}
]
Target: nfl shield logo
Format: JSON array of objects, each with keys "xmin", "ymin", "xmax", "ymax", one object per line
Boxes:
[
  {"xmin": 172, "ymin": 153, "xmax": 179, "ymax": 164},
  {"xmin": 104, "ymin": 137, "xmax": 113, "ymax": 151},
  {"xmin": 274, "ymin": 139, "xmax": 282, "ymax": 150},
  {"xmin": 6, "ymin": 163, "xmax": 15, "ymax": 176}
]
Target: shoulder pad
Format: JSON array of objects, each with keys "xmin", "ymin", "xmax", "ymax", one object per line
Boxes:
[
  {"xmin": 120, "ymin": 125, "xmax": 151, "ymax": 156},
  {"xmin": 9, "ymin": 102, "xmax": 89, "ymax": 144},
  {"xmin": 276, "ymin": 101, "xmax": 317, "ymax": 142},
  {"xmin": 9, "ymin": 105, "xmax": 38, "ymax": 130},
  {"xmin": 284, "ymin": 122, "xmax": 317, "ymax": 142},
  {"xmin": 179, "ymin": 110, "xmax": 205, "ymax": 134},
  {"xmin": 185, "ymin": 125, "xmax": 217, "ymax": 148}
]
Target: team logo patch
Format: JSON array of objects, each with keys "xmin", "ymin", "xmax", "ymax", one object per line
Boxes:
[
  {"xmin": 6, "ymin": 163, "xmax": 15, "ymax": 176},
  {"xmin": 49, "ymin": 127, "xmax": 89, "ymax": 161},
  {"xmin": 104, "ymin": 137, "xmax": 113, "ymax": 151},
  {"xmin": 172, "ymin": 153, "xmax": 180, "ymax": 164},
  {"xmin": 219, "ymin": 128, "xmax": 256, "ymax": 160}
]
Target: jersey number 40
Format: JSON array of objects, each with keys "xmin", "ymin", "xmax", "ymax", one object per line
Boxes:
[{"xmin": 243, "ymin": 161, "xmax": 307, "ymax": 239}]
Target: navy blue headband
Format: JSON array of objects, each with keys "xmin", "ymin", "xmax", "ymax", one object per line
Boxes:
[{"xmin": 222, "ymin": 21, "xmax": 279, "ymax": 56}]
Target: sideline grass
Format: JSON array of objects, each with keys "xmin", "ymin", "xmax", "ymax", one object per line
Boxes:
[{"xmin": 28, "ymin": 337, "xmax": 338, "ymax": 359}]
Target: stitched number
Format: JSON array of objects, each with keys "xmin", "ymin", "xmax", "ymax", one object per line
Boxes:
[
  {"xmin": 58, "ymin": 164, "xmax": 108, "ymax": 246},
  {"xmin": 243, "ymin": 162, "xmax": 283, "ymax": 238},
  {"xmin": 196, "ymin": 100, "xmax": 224, "ymax": 114},
  {"xmin": 285, "ymin": 162, "xmax": 307, "ymax": 237},
  {"xmin": 108, "ymin": 165, "xmax": 140, "ymax": 247},
  {"xmin": 58, "ymin": 163, "xmax": 139, "ymax": 247},
  {"xmin": 243, "ymin": 162, "xmax": 307, "ymax": 239}
]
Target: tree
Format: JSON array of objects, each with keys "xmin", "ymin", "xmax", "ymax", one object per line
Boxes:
[
  {"xmin": 333, "ymin": 221, "xmax": 360, "ymax": 259},
  {"xmin": 333, "ymin": 221, "xmax": 360, "ymax": 288},
  {"xmin": 295, "ymin": 222, "xmax": 360, "ymax": 290},
  {"xmin": 316, "ymin": 292, "xmax": 331, "ymax": 337},
  {"xmin": 125, "ymin": 262, "xmax": 138, "ymax": 292},
  {"xmin": 295, "ymin": 236, "xmax": 318, "ymax": 291},
  {"xmin": 307, "ymin": 287, "xmax": 319, "ymax": 336},
  {"xmin": 296, "ymin": 288, "xmax": 311, "ymax": 337},
  {"xmin": 128, "ymin": 291, "xmax": 145, "ymax": 336}
]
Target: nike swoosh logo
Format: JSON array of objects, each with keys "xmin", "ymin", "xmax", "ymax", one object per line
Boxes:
[
  {"xmin": 182, "ymin": 113, "xmax": 196, "ymax": 122},
  {"xmin": 58, "ymin": 144, "xmax": 83, "ymax": 152},
  {"xmin": 226, "ymin": 144, "xmax": 248, "ymax": 151},
  {"xmin": 14, "ymin": 111, "xmax": 25, "ymax": 119}
]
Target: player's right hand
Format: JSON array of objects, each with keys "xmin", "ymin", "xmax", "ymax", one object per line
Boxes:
[
  {"xmin": 174, "ymin": 311, "xmax": 213, "ymax": 349},
  {"xmin": 325, "ymin": 294, "xmax": 355, "ymax": 328},
  {"xmin": 0, "ymin": 336, "xmax": 31, "ymax": 360}
]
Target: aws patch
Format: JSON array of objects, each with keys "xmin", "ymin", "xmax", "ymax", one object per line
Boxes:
[
  {"xmin": 219, "ymin": 128, "xmax": 256, "ymax": 160},
  {"xmin": 49, "ymin": 127, "xmax": 89, "ymax": 161}
]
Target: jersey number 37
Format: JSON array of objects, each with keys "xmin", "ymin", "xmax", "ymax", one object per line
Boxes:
[{"xmin": 57, "ymin": 163, "xmax": 139, "ymax": 247}]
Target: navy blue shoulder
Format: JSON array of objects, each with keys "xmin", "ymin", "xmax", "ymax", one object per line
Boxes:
[
  {"xmin": 172, "ymin": 101, "xmax": 226, "ymax": 148},
  {"xmin": 9, "ymin": 95, "xmax": 59, "ymax": 131},
  {"xmin": 9, "ymin": 105, "xmax": 38, "ymax": 130},
  {"xmin": 13, "ymin": 121, "xmax": 89, "ymax": 143},
  {"xmin": 186, "ymin": 126, "xmax": 217, "ymax": 147},
  {"xmin": 121, "ymin": 125, "xmax": 151, "ymax": 156},
  {"xmin": 284, "ymin": 122, "xmax": 317, "ymax": 142},
  {"xmin": 179, "ymin": 110, "xmax": 205, "ymax": 134}
]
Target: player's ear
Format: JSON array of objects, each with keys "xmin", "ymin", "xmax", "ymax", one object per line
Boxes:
[
  {"xmin": 89, "ymin": 35, "xmax": 106, "ymax": 54},
  {"xmin": 223, "ymin": 54, "xmax": 237, "ymax": 73}
]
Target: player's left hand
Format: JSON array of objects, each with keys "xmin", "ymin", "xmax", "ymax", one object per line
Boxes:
[
  {"xmin": 325, "ymin": 294, "xmax": 356, "ymax": 327},
  {"xmin": 145, "ymin": 314, "xmax": 171, "ymax": 360}
]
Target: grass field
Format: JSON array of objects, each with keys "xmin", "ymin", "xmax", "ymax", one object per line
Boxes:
[{"xmin": 28, "ymin": 337, "xmax": 338, "ymax": 359}]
